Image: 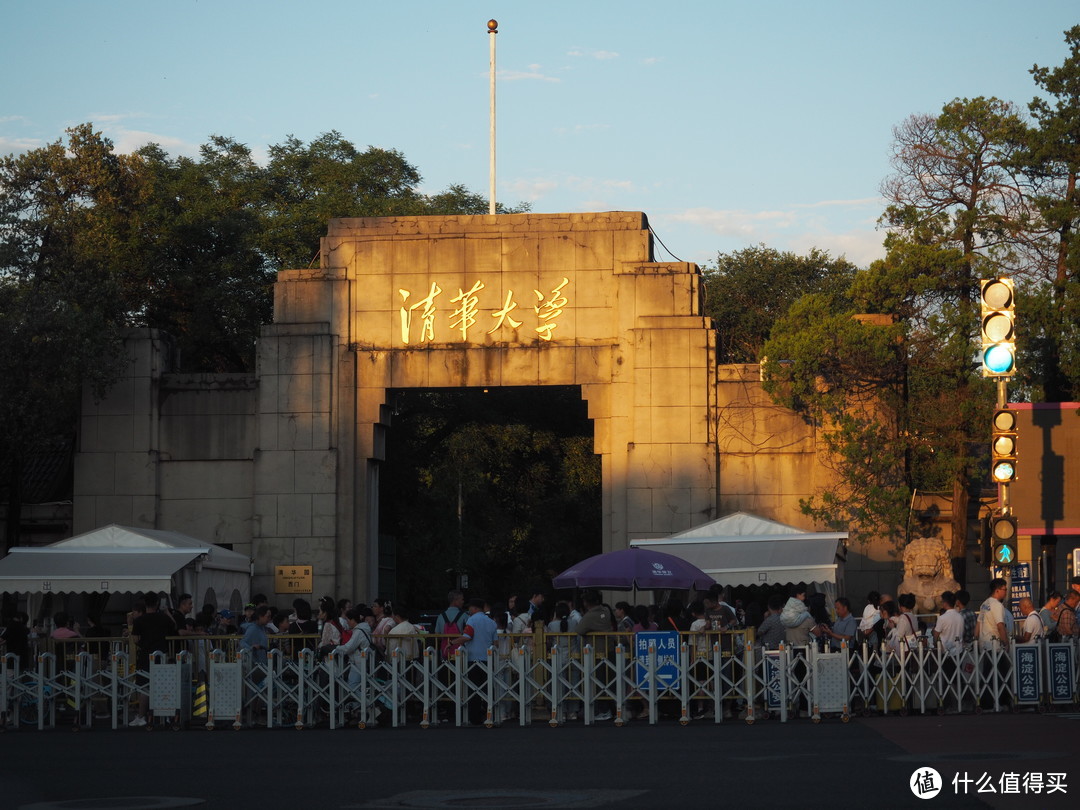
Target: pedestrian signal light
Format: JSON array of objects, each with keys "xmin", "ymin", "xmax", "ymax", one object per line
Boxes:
[
  {"xmin": 980, "ymin": 278, "xmax": 1016, "ymax": 377},
  {"xmin": 991, "ymin": 407, "xmax": 1017, "ymax": 483},
  {"xmin": 990, "ymin": 514, "xmax": 1018, "ymax": 566},
  {"xmin": 993, "ymin": 541, "xmax": 1017, "ymax": 566}
]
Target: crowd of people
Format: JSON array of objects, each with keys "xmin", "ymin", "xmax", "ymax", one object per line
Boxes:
[
  {"xmin": 6, "ymin": 573, "xmax": 1079, "ymax": 668},
  {"xmin": 3, "ymin": 575, "xmax": 1079, "ymax": 728},
  {"xmin": 757, "ymin": 576, "xmax": 1080, "ymax": 657}
]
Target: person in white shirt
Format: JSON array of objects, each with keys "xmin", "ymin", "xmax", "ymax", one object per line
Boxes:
[
  {"xmin": 859, "ymin": 591, "xmax": 882, "ymax": 637},
  {"xmin": 933, "ymin": 591, "xmax": 964, "ymax": 655},
  {"xmin": 978, "ymin": 579, "xmax": 1009, "ymax": 650},
  {"xmin": 887, "ymin": 594, "xmax": 919, "ymax": 653},
  {"xmin": 386, "ymin": 605, "xmax": 419, "ymax": 660},
  {"xmin": 1018, "ymin": 598, "xmax": 1044, "ymax": 644}
]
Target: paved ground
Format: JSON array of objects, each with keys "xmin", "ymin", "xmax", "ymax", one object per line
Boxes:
[{"xmin": 1, "ymin": 711, "xmax": 1078, "ymax": 809}]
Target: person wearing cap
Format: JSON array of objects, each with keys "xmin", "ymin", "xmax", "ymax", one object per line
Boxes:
[{"xmin": 211, "ymin": 609, "xmax": 237, "ymax": 635}]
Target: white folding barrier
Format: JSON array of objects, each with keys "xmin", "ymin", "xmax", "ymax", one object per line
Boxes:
[{"xmin": 5, "ymin": 635, "xmax": 1079, "ymax": 730}]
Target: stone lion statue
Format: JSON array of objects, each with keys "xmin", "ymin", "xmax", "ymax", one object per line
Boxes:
[{"xmin": 899, "ymin": 535, "xmax": 960, "ymax": 614}]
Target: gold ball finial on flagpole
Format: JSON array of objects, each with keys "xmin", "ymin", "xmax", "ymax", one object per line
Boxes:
[{"xmin": 488, "ymin": 19, "xmax": 498, "ymax": 33}]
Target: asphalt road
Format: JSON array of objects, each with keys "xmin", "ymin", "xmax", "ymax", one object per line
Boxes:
[{"xmin": 1, "ymin": 712, "xmax": 1078, "ymax": 810}]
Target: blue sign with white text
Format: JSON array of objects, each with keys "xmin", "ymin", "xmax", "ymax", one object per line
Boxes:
[{"xmin": 635, "ymin": 631, "xmax": 680, "ymax": 689}]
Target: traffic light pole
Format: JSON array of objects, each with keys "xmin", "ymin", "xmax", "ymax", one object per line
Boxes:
[
  {"xmin": 981, "ymin": 277, "xmax": 1018, "ymax": 606},
  {"xmin": 997, "ymin": 378, "xmax": 1010, "ymax": 518},
  {"xmin": 997, "ymin": 374, "xmax": 1014, "ymax": 614}
]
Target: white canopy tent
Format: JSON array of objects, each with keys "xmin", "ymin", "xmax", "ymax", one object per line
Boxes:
[
  {"xmin": 0, "ymin": 525, "xmax": 251, "ymax": 612},
  {"xmin": 630, "ymin": 512, "xmax": 847, "ymax": 599}
]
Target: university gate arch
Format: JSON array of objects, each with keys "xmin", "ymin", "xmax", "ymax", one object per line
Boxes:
[{"xmin": 263, "ymin": 212, "xmax": 719, "ymax": 598}]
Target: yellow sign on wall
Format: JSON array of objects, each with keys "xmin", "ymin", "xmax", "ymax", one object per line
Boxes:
[{"xmin": 274, "ymin": 565, "xmax": 313, "ymax": 594}]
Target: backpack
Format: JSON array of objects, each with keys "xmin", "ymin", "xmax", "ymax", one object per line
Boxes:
[{"xmin": 439, "ymin": 608, "xmax": 467, "ymax": 658}]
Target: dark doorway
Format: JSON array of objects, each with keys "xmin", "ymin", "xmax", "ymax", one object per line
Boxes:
[{"xmin": 379, "ymin": 386, "xmax": 600, "ymax": 609}]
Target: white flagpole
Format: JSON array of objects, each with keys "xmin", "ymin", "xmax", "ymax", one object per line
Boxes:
[{"xmin": 488, "ymin": 19, "xmax": 498, "ymax": 215}]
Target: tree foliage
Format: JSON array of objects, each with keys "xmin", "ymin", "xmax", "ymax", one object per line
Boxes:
[
  {"xmin": 881, "ymin": 97, "xmax": 1029, "ymax": 262},
  {"xmin": 1017, "ymin": 25, "xmax": 1080, "ymax": 400},
  {"xmin": 0, "ymin": 125, "xmax": 138, "ymax": 549},
  {"xmin": 703, "ymin": 245, "xmax": 858, "ymax": 364}
]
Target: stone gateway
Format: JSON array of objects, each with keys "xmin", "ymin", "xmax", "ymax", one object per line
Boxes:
[{"xmin": 76, "ymin": 212, "xmax": 848, "ymax": 600}]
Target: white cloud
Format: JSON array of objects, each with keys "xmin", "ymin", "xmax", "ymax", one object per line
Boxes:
[
  {"xmin": 107, "ymin": 127, "xmax": 195, "ymax": 155},
  {"xmin": 0, "ymin": 136, "xmax": 44, "ymax": 154},
  {"xmin": 505, "ymin": 174, "xmax": 635, "ymax": 205},
  {"xmin": 497, "ymin": 67, "xmax": 560, "ymax": 82},
  {"xmin": 662, "ymin": 200, "xmax": 888, "ymax": 267},
  {"xmin": 507, "ymin": 178, "xmax": 559, "ymax": 200},
  {"xmin": 796, "ymin": 197, "xmax": 884, "ymax": 210},
  {"xmin": 88, "ymin": 112, "xmax": 149, "ymax": 124},
  {"xmin": 787, "ymin": 228, "xmax": 887, "ymax": 266},
  {"xmin": 0, "ymin": 115, "xmax": 27, "ymax": 124},
  {"xmin": 641, "ymin": 57, "xmax": 662, "ymax": 66},
  {"xmin": 248, "ymin": 144, "xmax": 271, "ymax": 167},
  {"xmin": 671, "ymin": 207, "xmax": 798, "ymax": 237}
]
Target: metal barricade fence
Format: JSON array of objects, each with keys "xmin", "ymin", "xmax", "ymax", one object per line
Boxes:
[{"xmin": 6, "ymin": 633, "xmax": 1080, "ymax": 730}]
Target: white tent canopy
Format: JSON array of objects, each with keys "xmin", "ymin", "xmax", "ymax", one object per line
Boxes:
[
  {"xmin": 630, "ymin": 512, "xmax": 847, "ymax": 593},
  {"xmin": 0, "ymin": 525, "xmax": 251, "ymax": 605}
]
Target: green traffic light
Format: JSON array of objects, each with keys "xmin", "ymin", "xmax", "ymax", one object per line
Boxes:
[
  {"xmin": 983, "ymin": 344, "xmax": 1015, "ymax": 375},
  {"xmin": 991, "ymin": 461, "xmax": 1016, "ymax": 483}
]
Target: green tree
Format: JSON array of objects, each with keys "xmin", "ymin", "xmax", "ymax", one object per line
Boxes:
[
  {"xmin": 881, "ymin": 97, "xmax": 1029, "ymax": 262},
  {"xmin": 422, "ymin": 183, "xmax": 530, "ymax": 216},
  {"xmin": 874, "ymin": 98, "xmax": 1030, "ymax": 569},
  {"xmin": 135, "ymin": 137, "xmax": 270, "ymax": 371},
  {"xmin": 761, "ymin": 291, "xmax": 910, "ymax": 546},
  {"xmin": 261, "ymin": 132, "xmax": 424, "ymax": 270},
  {"xmin": 1018, "ymin": 26, "xmax": 1080, "ymax": 400},
  {"xmin": 0, "ymin": 125, "xmax": 140, "ymax": 549},
  {"xmin": 703, "ymin": 245, "xmax": 858, "ymax": 363},
  {"xmin": 763, "ymin": 237, "xmax": 998, "ymax": 569}
]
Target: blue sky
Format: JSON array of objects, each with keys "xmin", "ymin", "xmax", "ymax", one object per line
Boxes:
[{"xmin": 3, "ymin": 1, "xmax": 1077, "ymax": 267}]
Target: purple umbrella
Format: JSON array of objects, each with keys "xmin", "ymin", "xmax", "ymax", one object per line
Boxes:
[{"xmin": 552, "ymin": 547, "xmax": 716, "ymax": 591}]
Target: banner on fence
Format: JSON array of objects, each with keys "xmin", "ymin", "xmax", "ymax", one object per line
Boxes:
[
  {"xmin": 764, "ymin": 650, "xmax": 782, "ymax": 710},
  {"xmin": 1049, "ymin": 644, "xmax": 1075, "ymax": 704},
  {"xmin": 1013, "ymin": 645, "xmax": 1040, "ymax": 704}
]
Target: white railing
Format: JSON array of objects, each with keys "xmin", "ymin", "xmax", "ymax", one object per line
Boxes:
[{"xmin": 2, "ymin": 635, "xmax": 1077, "ymax": 730}]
